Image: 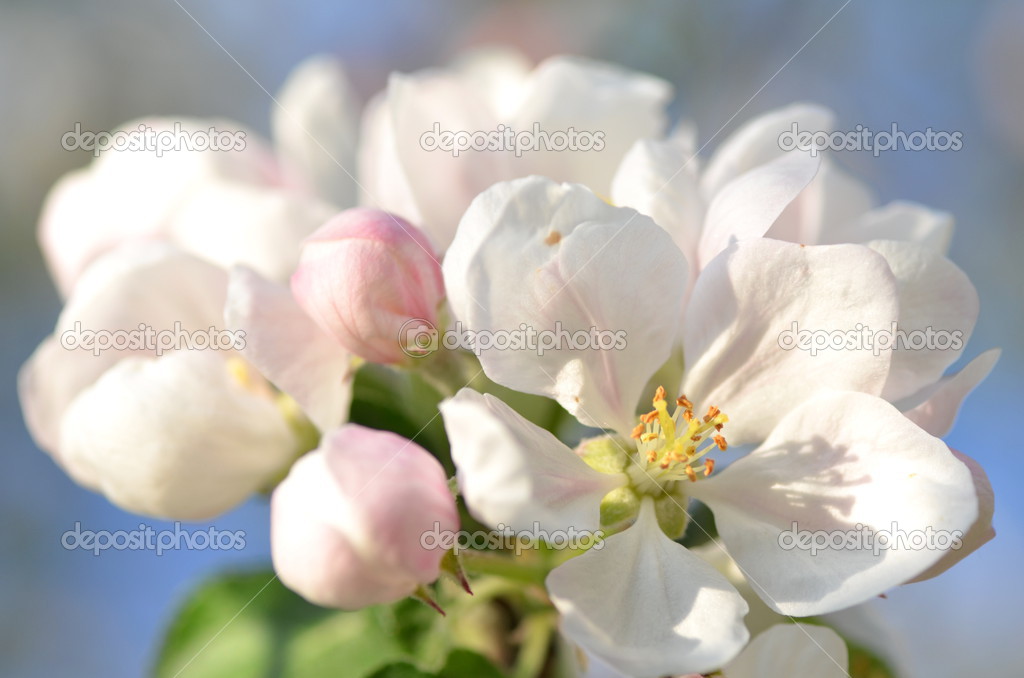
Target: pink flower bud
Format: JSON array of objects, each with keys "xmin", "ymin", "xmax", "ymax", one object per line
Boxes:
[
  {"xmin": 271, "ymin": 424, "xmax": 458, "ymax": 609},
  {"xmin": 290, "ymin": 208, "xmax": 444, "ymax": 364}
]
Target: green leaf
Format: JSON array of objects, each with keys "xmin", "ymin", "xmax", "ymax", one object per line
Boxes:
[
  {"xmin": 366, "ymin": 664, "xmax": 435, "ymax": 678},
  {"xmin": 153, "ymin": 570, "xmax": 410, "ymax": 678},
  {"xmin": 438, "ymin": 649, "xmax": 506, "ymax": 678}
]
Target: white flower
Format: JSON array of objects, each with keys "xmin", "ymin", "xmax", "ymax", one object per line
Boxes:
[
  {"xmin": 358, "ymin": 49, "xmax": 672, "ymax": 252},
  {"xmin": 19, "ymin": 243, "xmax": 321, "ymax": 519},
  {"xmin": 40, "ymin": 55, "xmax": 358, "ymax": 297},
  {"xmin": 439, "ymin": 176, "xmax": 985, "ymax": 677},
  {"xmin": 612, "ymin": 103, "xmax": 954, "ymax": 275}
]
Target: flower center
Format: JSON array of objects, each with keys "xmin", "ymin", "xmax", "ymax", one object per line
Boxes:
[{"xmin": 627, "ymin": 385, "xmax": 729, "ymax": 491}]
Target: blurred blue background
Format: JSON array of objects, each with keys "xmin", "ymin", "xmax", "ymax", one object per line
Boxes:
[{"xmin": 1, "ymin": 1, "xmax": 1021, "ymax": 676}]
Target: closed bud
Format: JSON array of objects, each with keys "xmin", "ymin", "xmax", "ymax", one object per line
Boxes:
[
  {"xmin": 290, "ymin": 208, "xmax": 444, "ymax": 364},
  {"xmin": 271, "ymin": 424, "xmax": 459, "ymax": 609}
]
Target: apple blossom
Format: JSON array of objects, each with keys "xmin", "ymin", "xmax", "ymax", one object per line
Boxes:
[
  {"xmin": 439, "ymin": 176, "xmax": 986, "ymax": 676},
  {"xmin": 359, "ymin": 49, "xmax": 672, "ymax": 252},
  {"xmin": 290, "ymin": 207, "xmax": 445, "ymax": 365},
  {"xmin": 271, "ymin": 424, "xmax": 459, "ymax": 609},
  {"xmin": 18, "ymin": 242, "xmax": 318, "ymax": 520},
  {"xmin": 40, "ymin": 54, "xmax": 358, "ymax": 298}
]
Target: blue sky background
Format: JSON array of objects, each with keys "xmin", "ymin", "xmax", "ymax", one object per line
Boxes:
[{"xmin": 1, "ymin": 1, "xmax": 1021, "ymax": 676}]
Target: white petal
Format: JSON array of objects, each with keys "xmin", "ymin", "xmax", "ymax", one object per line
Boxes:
[
  {"xmin": 272, "ymin": 55, "xmax": 360, "ymax": 208},
  {"xmin": 722, "ymin": 623, "xmax": 848, "ymax": 678},
  {"xmin": 547, "ymin": 500, "xmax": 749, "ymax": 678},
  {"xmin": 866, "ymin": 240, "xmax": 979, "ymax": 402},
  {"xmin": 444, "ymin": 177, "xmax": 688, "ymax": 433},
  {"xmin": 356, "ymin": 91, "xmax": 422, "ymax": 228},
  {"xmin": 447, "ymin": 47, "xmax": 531, "ymax": 118},
  {"xmin": 689, "ymin": 391, "xmax": 979, "ymax": 616},
  {"xmin": 701, "ymin": 103, "xmax": 835, "ymax": 197},
  {"xmin": 510, "ymin": 55, "xmax": 672, "ymax": 197},
  {"xmin": 907, "ymin": 449, "xmax": 994, "ymax": 583},
  {"xmin": 767, "ymin": 158, "xmax": 875, "ymax": 245},
  {"xmin": 19, "ymin": 244, "xmax": 228, "ymax": 459},
  {"xmin": 899, "ymin": 348, "xmax": 1000, "ymax": 437},
  {"xmin": 225, "ymin": 266, "xmax": 353, "ymax": 432},
  {"xmin": 611, "ymin": 128, "xmax": 704, "ymax": 266},
  {"xmin": 59, "ymin": 350, "xmax": 297, "ymax": 520},
  {"xmin": 822, "ymin": 200, "xmax": 954, "ymax": 254},
  {"xmin": 440, "ymin": 388, "xmax": 624, "ymax": 534},
  {"xmin": 167, "ymin": 180, "xmax": 336, "ymax": 284},
  {"xmin": 682, "ymin": 239, "xmax": 898, "ymax": 444},
  {"xmin": 697, "ymin": 151, "xmax": 821, "ymax": 269},
  {"xmin": 381, "ymin": 69, "xmax": 505, "ymax": 251},
  {"xmin": 40, "ymin": 117, "xmax": 280, "ymax": 295}
]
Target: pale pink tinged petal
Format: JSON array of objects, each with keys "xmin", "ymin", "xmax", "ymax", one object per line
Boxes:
[
  {"xmin": 768, "ymin": 158, "xmax": 875, "ymax": 245},
  {"xmin": 722, "ymin": 623, "xmax": 849, "ymax": 678},
  {"xmin": 356, "ymin": 91, "xmax": 422, "ymax": 224},
  {"xmin": 547, "ymin": 500, "xmax": 749, "ymax": 678},
  {"xmin": 907, "ymin": 449, "xmax": 994, "ymax": 583},
  {"xmin": 510, "ymin": 55, "xmax": 672, "ymax": 197},
  {"xmin": 272, "ymin": 425, "xmax": 458, "ymax": 608},
  {"xmin": 824, "ymin": 200, "xmax": 955, "ymax": 254},
  {"xmin": 40, "ymin": 116, "xmax": 281, "ymax": 295},
  {"xmin": 447, "ymin": 47, "xmax": 532, "ymax": 119},
  {"xmin": 385, "ymin": 70, "xmax": 505, "ymax": 252},
  {"xmin": 58, "ymin": 351, "xmax": 297, "ymax": 520},
  {"xmin": 168, "ymin": 180, "xmax": 336, "ymax": 284},
  {"xmin": 440, "ymin": 388, "xmax": 624, "ymax": 534},
  {"xmin": 38, "ymin": 169, "xmax": 158, "ymax": 297},
  {"xmin": 697, "ymin": 151, "xmax": 821, "ymax": 269},
  {"xmin": 899, "ymin": 349, "xmax": 1000, "ymax": 437},
  {"xmin": 682, "ymin": 239, "xmax": 898, "ymax": 445},
  {"xmin": 688, "ymin": 392, "xmax": 979, "ymax": 616},
  {"xmin": 701, "ymin": 103, "xmax": 836, "ymax": 197},
  {"xmin": 611, "ymin": 128, "xmax": 704, "ymax": 267},
  {"xmin": 226, "ymin": 266, "xmax": 352, "ymax": 432},
  {"xmin": 272, "ymin": 55, "xmax": 361, "ymax": 208},
  {"xmin": 18, "ymin": 338, "xmax": 105, "ymax": 475},
  {"xmin": 444, "ymin": 177, "xmax": 688, "ymax": 434},
  {"xmin": 290, "ymin": 208, "xmax": 444, "ymax": 365},
  {"xmin": 866, "ymin": 240, "xmax": 979, "ymax": 402},
  {"xmin": 19, "ymin": 243, "xmax": 228, "ymax": 459}
]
